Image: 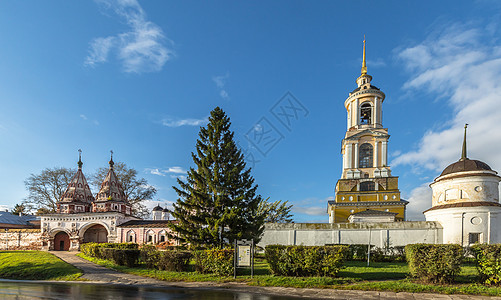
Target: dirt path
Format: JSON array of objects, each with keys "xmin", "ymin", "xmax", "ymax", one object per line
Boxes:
[{"xmin": 50, "ymin": 251, "xmax": 501, "ymax": 300}]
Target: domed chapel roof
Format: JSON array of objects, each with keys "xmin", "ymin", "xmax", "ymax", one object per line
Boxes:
[
  {"xmin": 439, "ymin": 124, "xmax": 495, "ymax": 177},
  {"xmin": 152, "ymin": 205, "xmax": 163, "ymax": 211},
  {"xmin": 59, "ymin": 150, "xmax": 95, "ymax": 204}
]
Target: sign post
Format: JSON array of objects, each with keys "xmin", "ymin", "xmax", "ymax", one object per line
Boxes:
[{"xmin": 234, "ymin": 239, "xmax": 254, "ymax": 278}]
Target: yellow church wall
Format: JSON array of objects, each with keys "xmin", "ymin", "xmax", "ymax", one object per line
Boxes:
[{"xmin": 330, "ymin": 205, "xmax": 406, "ymax": 223}]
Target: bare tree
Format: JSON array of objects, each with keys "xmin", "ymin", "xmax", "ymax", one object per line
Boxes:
[
  {"xmin": 90, "ymin": 162, "xmax": 156, "ymax": 218},
  {"xmin": 23, "ymin": 167, "xmax": 76, "ymax": 213}
]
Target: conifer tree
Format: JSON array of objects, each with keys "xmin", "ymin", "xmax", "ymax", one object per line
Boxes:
[{"xmin": 169, "ymin": 107, "xmax": 264, "ymax": 248}]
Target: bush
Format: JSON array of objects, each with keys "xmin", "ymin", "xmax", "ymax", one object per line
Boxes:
[
  {"xmin": 193, "ymin": 248, "xmax": 234, "ymax": 276},
  {"xmin": 139, "ymin": 244, "xmax": 160, "ymax": 269},
  {"xmin": 80, "ymin": 243, "xmax": 139, "ymax": 267},
  {"xmin": 405, "ymin": 244, "xmax": 463, "ymax": 284},
  {"xmin": 158, "ymin": 250, "xmax": 192, "ymax": 272},
  {"xmin": 471, "ymin": 244, "xmax": 501, "ymax": 285},
  {"xmin": 265, "ymin": 245, "xmax": 347, "ymax": 277}
]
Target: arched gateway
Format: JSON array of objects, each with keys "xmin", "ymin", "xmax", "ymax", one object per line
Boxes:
[
  {"xmin": 83, "ymin": 224, "xmax": 108, "ymax": 243},
  {"xmin": 53, "ymin": 231, "xmax": 70, "ymax": 251},
  {"xmin": 40, "ymin": 152, "xmax": 138, "ymax": 251}
]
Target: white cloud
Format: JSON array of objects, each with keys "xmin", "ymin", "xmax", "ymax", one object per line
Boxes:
[
  {"xmin": 161, "ymin": 117, "xmax": 208, "ymax": 127},
  {"xmin": 293, "ymin": 206, "xmax": 326, "ymax": 216},
  {"xmin": 393, "ymin": 23, "xmax": 501, "ymax": 174},
  {"xmin": 166, "ymin": 166, "xmax": 186, "ymax": 174},
  {"xmin": 85, "ymin": 0, "xmax": 174, "ymax": 73},
  {"xmin": 367, "ymin": 58, "xmax": 386, "ymax": 68},
  {"xmin": 292, "ymin": 197, "xmax": 330, "ymax": 217},
  {"xmin": 212, "ymin": 73, "xmax": 230, "ymax": 100},
  {"xmin": 84, "ymin": 36, "xmax": 115, "ymax": 67},
  {"xmin": 79, "ymin": 114, "xmax": 99, "ymax": 126},
  {"xmin": 145, "ymin": 168, "xmax": 165, "ymax": 176},
  {"xmin": 404, "ymin": 183, "xmax": 432, "ymax": 221},
  {"xmin": 145, "ymin": 166, "xmax": 187, "ymax": 177}
]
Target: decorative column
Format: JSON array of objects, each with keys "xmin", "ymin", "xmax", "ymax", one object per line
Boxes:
[
  {"xmin": 354, "ymin": 143, "xmax": 359, "ymax": 169},
  {"xmin": 347, "ymin": 143, "xmax": 353, "ymax": 169},
  {"xmin": 347, "ymin": 108, "xmax": 351, "ymax": 129},
  {"xmin": 381, "ymin": 141, "xmax": 388, "ymax": 166},
  {"xmin": 374, "ymin": 141, "xmax": 379, "ymax": 168},
  {"xmin": 354, "ymin": 98, "xmax": 359, "ymax": 126},
  {"xmin": 374, "ymin": 97, "xmax": 378, "ymax": 126}
]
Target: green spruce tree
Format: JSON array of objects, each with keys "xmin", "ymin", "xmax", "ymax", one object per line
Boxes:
[{"xmin": 169, "ymin": 107, "xmax": 264, "ymax": 248}]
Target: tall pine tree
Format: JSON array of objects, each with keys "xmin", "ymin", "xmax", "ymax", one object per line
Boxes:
[{"xmin": 169, "ymin": 107, "xmax": 264, "ymax": 248}]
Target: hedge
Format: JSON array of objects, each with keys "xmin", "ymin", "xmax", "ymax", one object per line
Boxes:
[
  {"xmin": 265, "ymin": 245, "xmax": 347, "ymax": 277},
  {"xmin": 139, "ymin": 244, "xmax": 160, "ymax": 269},
  {"xmin": 158, "ymin": 250, "xmax": 192, "ymax": 272},
  {"xmin": 193, "ymin": 248, "xmax": 234, "ymax": 276},
  {"xmin": 471, "ymin": 244, "xmax": 501, "ymax": 285},
  {"xmin": 80, "ymin": 243, "xmax": 139, "ymax": 267},
  {"xmin": 405, "ymin": 244, "xmax": 463, "ymax": 284}
]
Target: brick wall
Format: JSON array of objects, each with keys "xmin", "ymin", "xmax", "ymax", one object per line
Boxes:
[{"xmin": 0, "ymin": 229, "xmax": 42, "ymax": 250}]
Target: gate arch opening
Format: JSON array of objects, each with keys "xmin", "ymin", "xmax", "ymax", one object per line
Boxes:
[
  {"xmin": 54, "ymin": 231, "xmax": 70, "ymax": 251},
  {"xmin": 83, "ymin": 224, "xmax": 108, "ymax": 243}
]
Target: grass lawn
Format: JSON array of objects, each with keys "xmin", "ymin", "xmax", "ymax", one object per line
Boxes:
[
  {"xmin": 77, "ymin": 253, "xmax": 501, "ymax": 296},
  {"xmin": 0, "ymin": 251, "xmax": 82, "ymax": 281}
]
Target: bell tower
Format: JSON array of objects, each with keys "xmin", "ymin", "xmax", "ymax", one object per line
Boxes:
[{"xmin": 328, "ymin": 39, "xmax": 408, "ymax": 223}]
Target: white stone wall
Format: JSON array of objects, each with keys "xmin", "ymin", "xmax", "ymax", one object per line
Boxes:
[
  {"xmin": 425, "ymin": 206, "xmax": 501, "ymax": 246},
  {"xmin": 258, "ymin": 222, "xmax": 443, "ymax": 248}
]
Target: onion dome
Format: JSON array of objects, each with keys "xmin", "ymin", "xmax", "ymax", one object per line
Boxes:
[
  {"xmin": 152, "ymin": 205, "xmax": 163, "ymax": 212},
  {"xmin": 162, "ymin": 207, "xmax": 169, "ymax": 212}
]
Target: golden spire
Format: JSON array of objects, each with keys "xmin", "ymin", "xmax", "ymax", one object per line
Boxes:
[{"xmin": 361, "ymin": 35, "xmax": 367, "ymax": 75}]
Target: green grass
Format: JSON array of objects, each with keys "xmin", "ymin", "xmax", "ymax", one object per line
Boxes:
[
  {"xmin": 76, "ymin": 253, "xmax": 501, "ymax": 296},
  {"xmin": 0, "ymin": 251, "xmax": 83, "ymax": 281}
]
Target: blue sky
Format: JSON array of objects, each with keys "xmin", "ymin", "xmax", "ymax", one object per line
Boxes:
[{"xmin": 1, "ymin": 1, "xmax": 501, "ymax": 222}]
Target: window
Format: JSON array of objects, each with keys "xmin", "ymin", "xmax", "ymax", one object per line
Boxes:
[
  {"xmin": 360, "ymin": 103, "xmax": 372, "ymax": 125},
  {"xmin": 360, "ymin": 181, "xmax": 375, "ymax": 191},
  {"xmin": 148, "ymin": 235, "xmax": 153, "ymax": 243},
  {"xmin": 160, "ymin": 235, "xmax": 165, "ymax": 242},
  {"xmin": 469, "ymin": 233, "xmax": 481, "ymax": 244},
  {"xmin": 126, "ymin": 230, "xmax": 135, "ymax": 243},
  {"xmin": 359, "ymin": 143, "xmax": 373, "ymax": 168}
]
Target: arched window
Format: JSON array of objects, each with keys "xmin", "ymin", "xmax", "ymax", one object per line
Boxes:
[
  {"xmin": 359, "ymin": 143, "xmax": 373, "ymax": 168},
  {"xmin": 126, "ymin": 230, "xmax": 136, "ymax": 243},
  {"xmin": 360, "ymin": 181, "xmax": 375, "ymax": 191},
  {"xmin": 360, "ymin": 103, "xmax": 372, "ymax": 125}
]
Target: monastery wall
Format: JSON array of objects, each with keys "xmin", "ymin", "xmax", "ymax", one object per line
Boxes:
[
  {"xmin": 0, "ymin": 229, "xmax": 42, "ymax": 250},
  {"xmin": 259, "ymin": 222, "xmax": 443, "ymax": 248}
]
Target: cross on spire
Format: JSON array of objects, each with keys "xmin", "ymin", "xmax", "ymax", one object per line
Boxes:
[
  {"xmin": 77, "ymin": 149, "xmax": 83, "ymax": 169},
  {"xmin": 109, "ymin": 150, "xmax": 114, "ymax": 168}
]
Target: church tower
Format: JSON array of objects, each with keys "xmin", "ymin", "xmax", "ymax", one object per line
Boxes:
[{"xmin": 328, "ymin": 39, "xmax": 408, "ymax": 223}]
